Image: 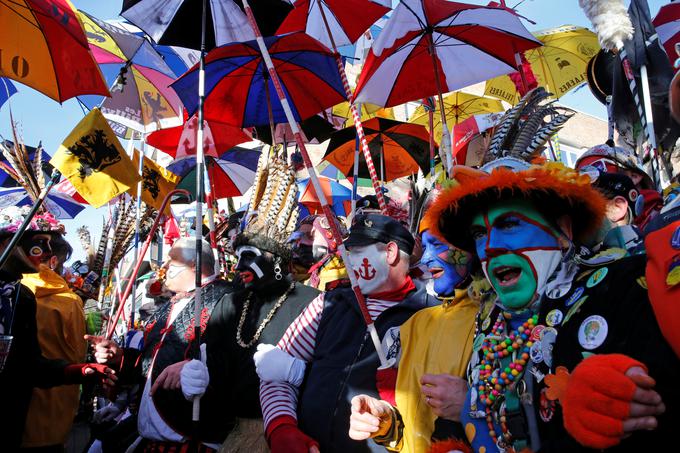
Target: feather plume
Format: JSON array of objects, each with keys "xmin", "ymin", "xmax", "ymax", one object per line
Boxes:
[
  {"xmin": 579, "ymin": 0, "xmax": 633, "ymax": 50},
  {"xmin": 526, "ymin": 112, "xmax": 574, "ymax": 155}
]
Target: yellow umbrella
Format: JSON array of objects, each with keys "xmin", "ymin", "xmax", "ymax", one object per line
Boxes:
[
  {"xmin": 409, "ymin": 92, "xmax": 504, "ymax": 140},
  {"xmin": 0, "ymin": 0, "xmax": 108, "ymax": 102},
  {"xmin": 332, "ymin": 101, "xmax": 393, "ymax": 127},
  {"xmin": 484, "ymin": 25, "xmax": 600, "ymax": 103}
]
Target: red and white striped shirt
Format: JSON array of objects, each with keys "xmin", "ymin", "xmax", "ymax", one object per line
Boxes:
[{"xmin": 260, "ymin": 293, "xmax": 398, "ymax": 429}]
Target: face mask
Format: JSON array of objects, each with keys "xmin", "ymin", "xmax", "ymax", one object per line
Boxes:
[
  {"xmin": 166, "ymin": 263, "xmax": 189, "ymax": 280},
  {"xmin": 20, "ymin": 233, "xmax": 52, "ymax": 268},
  {"xmin": 472, "ymin": 200, "xmax": 564, "ymax": 311},
  {"xmin": 420, "ymin": 230, "xmax": 470, "ymax": 298},
  {"xmin": 347, "ymin": 244, "xmax": 390, "ymax": 296}
]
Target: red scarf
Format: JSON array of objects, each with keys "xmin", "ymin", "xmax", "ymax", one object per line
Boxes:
[{"xmin": 368, "ymin": 276, "xmax": 416, "ymax": 301}]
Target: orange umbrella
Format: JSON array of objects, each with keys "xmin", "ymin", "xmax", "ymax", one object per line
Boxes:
[{"xmin": 0, "ymin": 0, "xmax": 109, "ymax": 102}]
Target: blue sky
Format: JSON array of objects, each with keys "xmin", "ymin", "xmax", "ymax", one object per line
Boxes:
[{"xmin": 0, "ymin": 0, "xmax": 671, "ymax": 260}]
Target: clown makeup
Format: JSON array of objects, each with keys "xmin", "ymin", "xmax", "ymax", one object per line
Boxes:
[
  {"xmin": 20, "ymin": 233, "xmax": 52, "ymax": 268},
  {"xmin": 347, "ymin": 243, "xmax": 390, "ymax": 296},
  {"xmin": 470, "ymin": 200, "xmax": 564, "ymax": 310},
  {"xmin": 420, "ymin": 230, "xmax": 471, "ymax": 298},
  {"xmin": 234, "ymin": 245, "xmax": 278, "ymax": 289}
]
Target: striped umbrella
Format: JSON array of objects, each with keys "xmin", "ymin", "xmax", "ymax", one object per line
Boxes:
[
  {"xmin": 297, "ymin": 175, "xmax": 352, "ymax": 217},
  {"xmin": 323, "ymin": 117, "xmax": 434, "ymax": 181},
  {"xmin": 0, "ymin": 187, "xmax": 84, "ymax": 219}
]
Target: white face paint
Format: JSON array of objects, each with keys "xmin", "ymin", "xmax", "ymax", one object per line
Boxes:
[
  {"xmin": 166, "ymin": 263, "xmax": 189, "ymax": 280},
  {"xmin": 347, "ymin": 244, "xmax": 390, "ymax": 296}
]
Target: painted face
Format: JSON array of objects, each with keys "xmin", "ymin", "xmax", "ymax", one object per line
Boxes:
[
  {"xmin": 20, "ymin": 233, "xmax": 53, "ymax": 268},
  {"xmin": 470, "ymin": 200, "xmax": 564, "ymax": 310},
  {"xmin": 420, "ymin": 230, "xmax": 471, "ymax": 297},
  {"xmin": 235, "ymin": 245, "xmax": 277, "ymax": 289},
  {"xmin": 347, "ymin": 244, "xmax": 389, "ymax": 296}
]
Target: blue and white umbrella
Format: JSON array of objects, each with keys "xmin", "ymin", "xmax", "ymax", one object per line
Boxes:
[
  {"xmin": 0, "ymin": 78, "xmax": 17, "ymax": 109},
  {"xmin": 0, "ymin": 187, "xmax": 85, "ymax": 219}
]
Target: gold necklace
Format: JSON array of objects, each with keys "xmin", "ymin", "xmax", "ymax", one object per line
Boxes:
[{"xmin": 236, "ymin": 282, "xmax": 295, "ymax": 348}]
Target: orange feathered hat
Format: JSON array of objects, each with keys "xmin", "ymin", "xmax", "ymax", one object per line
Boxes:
[{"xmin": 424, "ymin": 162, "xmax": 608, "ymax": 252}]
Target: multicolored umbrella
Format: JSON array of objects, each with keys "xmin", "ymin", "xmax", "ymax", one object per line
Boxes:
[
  {"xmin": 77, "ymin": 12, "xmax": 183, "ymax": 133},
  {"xmin": 0, "ymin": 0, "xmax": 109, "ymax": 102},
  {"xmin": 169, "ymin": 147, "xmax": 261, "ymax": 200},
  {"xmin": 409, "ymin": 91, "xmax": 504, "ymax": 139},
  {"xmin": 484, "ymin": 25, "xmax": 600, "ymax": 103},
  {"xmin": 653, "ymin": 2, "xmax": 680, "ymax": 70},
  {"xmin": 297, "ymin": 175, "xmax": 352, "ymax": 217},
  {"xmin": 332, "ymin": 101, "xmax": 393, "ymax": 127},
  {"xmin": 324, "ymin": 117, "xmax": 433, "ymax": 181},
  {"xmin": 172, "ymin": 32, "xmax": 346, "ymax": 128},
  {"xmin": 277, "ymin": 0, "xmax": 391, "ymax": 49},
  {"xmin": 0, "ymin": 186, "xmax": 84, "ymax": 219},
  {"xmin": 146, "ymin": 112, "xmax": 251, "ymax": 160}
]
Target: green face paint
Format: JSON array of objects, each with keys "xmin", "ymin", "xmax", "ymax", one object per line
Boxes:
[{"xmin": 471, "ymin": 200, "xmax": 563, "ymax": 311}]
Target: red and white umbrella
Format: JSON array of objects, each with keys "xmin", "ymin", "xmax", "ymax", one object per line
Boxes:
[
  {"xmin": 353, "ymin": 0, "xmax": 540, "ymax": 108},
  {"xmin": 278, "ymin": 0, "xmax": 391, "ymax": 48},
  {"xmin": 452, "ymin": 112, "xmax": 502, "ymax": 164},
  {"xmin": 653, "ymin": 2, "xmax": 680, "ymax": 69}
]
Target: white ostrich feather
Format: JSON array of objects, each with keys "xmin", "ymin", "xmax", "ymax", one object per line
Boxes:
[{"xmin": 579, "ymin": 0, "xmax": 633, "ymax": 50}]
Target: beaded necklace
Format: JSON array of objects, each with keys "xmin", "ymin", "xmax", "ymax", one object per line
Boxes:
[
  {"xmin": 236, "ymin": 282, "xmax": 295, "ymax": 348},
  {"xmin": 476, "ymin": 311, "xmax": 537, "ymax": 450}
]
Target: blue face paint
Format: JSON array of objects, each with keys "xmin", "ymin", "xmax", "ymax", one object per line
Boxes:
[{"xmin": 421, "ymin": 230, "xmax": 471, "ymax": 297}]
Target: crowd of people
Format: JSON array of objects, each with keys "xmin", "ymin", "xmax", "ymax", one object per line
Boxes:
[{"xmin": 1, "ymin": 87, "xmax": 680, "ymax": 453}]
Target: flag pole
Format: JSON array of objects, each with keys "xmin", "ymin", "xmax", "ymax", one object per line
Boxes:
[
  {"xmin": 129, "ymin": 133, "xmax": 145, "ymax": 330},
  {"xmin": 316, "ymin": 4, "xmax": 387, "ymax": 214},
  {"xmin": 242, "ymin": 0, "xmax": 387, "ymax": 367}
]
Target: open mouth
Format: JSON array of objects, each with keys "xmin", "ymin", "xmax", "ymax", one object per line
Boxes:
[
  {"xmin": 239, "ymin": 271, "xmax": 254, "ymax": 284},
  {"xmin": 429, "ymin": 267, "xmax": 444, "ymax": 279},
  {"xmin": 492, "ymin": 266, "xmax": 522, "ymax": 287}
]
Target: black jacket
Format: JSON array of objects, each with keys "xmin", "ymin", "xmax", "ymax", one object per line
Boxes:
[{"xmin": 298, "ymin": 283, "xmax": 434, "ymax": 453}]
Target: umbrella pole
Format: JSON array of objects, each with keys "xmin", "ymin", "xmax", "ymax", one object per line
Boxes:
[
  {"xmin": 427, "ymin": 35, "xmax": 452, "ymax": 174},
  {"xmin": 129, "ymin": 133, "xmax": 146, "ymax": 330},
  {"xmin": 242, "ymin": 0, "xmax": 388, "ymax": 367},
  {"xmin": 264, "ymin": 71, "xmax": 277, "ymax": 146},
  {"xmin": 352, "ymin": 111, "xmax": 360, "ymax": 216},
  {"xmin": 426, "ymin": 99, "xmax": 435, "ymax": 179},
  {"xmin": 192, "ymin": 0, "xmax": 208, "ymax": 428},
  {"xmin": 316, "ymin": 4, "xmax": 387, "ymax": 214}
]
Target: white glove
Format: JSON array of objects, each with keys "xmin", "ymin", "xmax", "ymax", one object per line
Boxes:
[
  {"xmin": 93, "ymin": 404, "xmax": 122, "ymax": 423},
  {"xmin": 180, "ymin": 358, "xmax": 210, "ymax": 400},
  {"xmin": 253, "ymin": 343, "xmax": 306, "ymax": 386}
]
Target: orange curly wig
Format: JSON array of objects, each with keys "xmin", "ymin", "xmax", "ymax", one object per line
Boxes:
[{"xmin": 424, "ymin": 163, "xmax": 607, "ymax": 252}]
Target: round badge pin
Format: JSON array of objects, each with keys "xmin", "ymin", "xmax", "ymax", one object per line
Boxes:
[
  {"xmin": 541, "ymin": 328, "xmax": 558, "ymax": 367},
  {"xmin": 586, "ymin": 267, "xmax": 608, "ymax": 288},
  {"xmin": 578, "ymin": 315, "xmax": 609, "ymax": 350},
  {"xmin": 530, "ymin": 341, "xmax": 544, "ymax": 364},
  {"xmin": 531, "ymin": 324, "xmax": 546, "ymax": 342},
  {"xmin": 565, "ymin": 287, "xmax": 585, "ymax": 307},
  {"xmin": 546, "ymin": 309, "xmax": 564, "ymax": 327}
]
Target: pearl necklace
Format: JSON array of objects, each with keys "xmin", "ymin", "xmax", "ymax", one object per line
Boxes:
[{"xmin": 236, "ymin": 282, "xmax": 295, "ymax": 348}]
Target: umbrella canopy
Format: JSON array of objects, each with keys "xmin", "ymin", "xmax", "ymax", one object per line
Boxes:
[
  {"xmin": 409, "ymin": 91, "xmax": 504, "ymax": 139},
  {"xmin": 170, "ymin": 147, "xmax": 260, "ymax": 200},
  {"xmin": 172, "ymin": 32, "xmax": 347, "ymax": 128},
  {"xmin": 484, "ymin": 25, "xmax": 600, "ymax": 103},
  {"xmin": 451, "ymin": 112, "xmax": 502, "ymax": 166},
  {"xmin": 353, "ymin": 0, "xmax": 541, "ymax": 107},
  {"xmin": 332, "ymin": 101, "xmax": 393, "ymax": 127},
  {"xmin": 0, "ymin": 0, "xmax": 109, "ymax": 102},
  {"xmin": 77, "ymin": 12, "xmax": 183, "ymax": 134},
  {"xmin": 120, "ymin": 0, "xmax": 292, "ymax": 49},
  {"xmin": 146, "ymin": 112, "xmax": 251, "ymax": 159},
  {"xmin": 0, "ymin": 78, "xmax": 17, "ymax": 109},
  {"xmin": 653, "ymin": 3, "xmax": 680, "ymax": 70},
  {"xmin": 324, "ymin": 117, "xmax": 433, "ymax": 181},
  {"xmin": 277, "ymin": 0, "xmax": 391, "ymax": 49},
  {"xmin": 297, "ymin": 175, "xmax": 352, "ymax": 216},
  {"xmin": 253, "ymin": 114, "xmax": 339, "ymax": 145},
  {"xmin": 0, "ymin": 186, "xmax": 84, "ymax": 219}
]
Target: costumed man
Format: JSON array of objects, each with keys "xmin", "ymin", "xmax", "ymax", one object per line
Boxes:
[
  {"xmin": 347, "ymin": 191, "xmax": 494, "ymax": 453},
  {"xmin": 575, "ymin": 143, "xmax": 662, "ymax": 231},
  {"xmin": 0, "ymin": 206, "xmax": 115, "ymax": 451},
  {"xmin": 577, "ymin": 171, "xmax": 645, "ymax": 259},
  {"xmin": 257, "ymin": 213, "xmax": 434, "ymax": 453},
  {"xmin": 289, "ymin": 214, "xmax": 348, "ymax": 290},
  {"xmin": 88, "ymin": 237, "xmax": 235, "ymax": 452},
  {"xmin": 422, "ymin": 89, "xmax": 678, "ymax": 452},
  {"xmin": 20, "ymin": 214, "xmax": 88, "ymax": 452}
]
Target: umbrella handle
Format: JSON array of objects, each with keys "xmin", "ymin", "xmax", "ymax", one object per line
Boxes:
[
  {"xmin": 105, "ymin": 189, "xmax": 190, "ymax": 339},
  {"xmin": 0, "ymin": 170, "xmax": 61, "ymax": 270}
]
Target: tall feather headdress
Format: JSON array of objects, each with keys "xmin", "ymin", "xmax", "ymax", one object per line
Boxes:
[
  {"xmin": 232, "ymin": 149, "xmax": 299, "ymax": 261},
  {"xmin": 485, "ymin": 87, "xmax": 574, "ymax": 165}
]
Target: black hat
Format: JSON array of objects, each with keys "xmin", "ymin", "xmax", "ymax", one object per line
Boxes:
[
  {"xmin": 345, "ymin": 213, "xmax": 414, "ymax": 254},
  {"xmin": 592, "ymin": 172, "xmax": 642, "ymax": 215}
]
